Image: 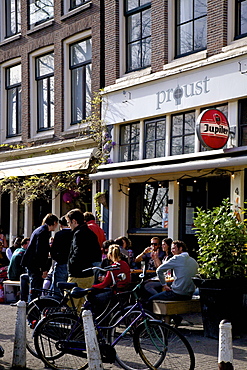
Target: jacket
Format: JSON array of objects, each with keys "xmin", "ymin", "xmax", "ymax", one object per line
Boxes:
[
  {"xmin": 68, "ymin": 223, "xmax": 101, "ymax": 278},
  {"xmin": 21, "ymin": 224, "xmax": 50, "ymax": 272}
]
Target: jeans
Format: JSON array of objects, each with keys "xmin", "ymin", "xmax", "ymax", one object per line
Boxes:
[
  {"xmin": 27, "ymin": 269, "xmax": 43, "ymax": 301},
  {"xmin": 144, "ymin": 281, "xmax": 162, "ymax": 296},
  {"xmin": 51, "ymin": 263, "xmax": 68, "ymax": 297},
  {"xmin": 148, "ymin": 290, "xmax": 192, "ymax": 302}
]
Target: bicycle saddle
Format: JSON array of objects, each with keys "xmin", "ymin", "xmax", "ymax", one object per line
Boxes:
[
  {"xmin": 57, "ymin": 282, "xmax": 78, "ymax": 290},
  {"xmin": 71, "ymin": 287, "xmax": 92, "ymax": 298}
]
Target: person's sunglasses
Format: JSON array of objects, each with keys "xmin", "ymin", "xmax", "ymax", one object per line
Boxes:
[{"xmin": 151, "ymin": 243, "xmax": 158, "ymax": 246}]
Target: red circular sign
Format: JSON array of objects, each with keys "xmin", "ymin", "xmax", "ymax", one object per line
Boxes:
[{"xmin": 196, "ymin": 109, "xmax": 230, "ymax": 149}]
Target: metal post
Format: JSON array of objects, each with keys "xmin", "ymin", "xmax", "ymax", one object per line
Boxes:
[
  {"xmin": 218, "ymin": 320, "xmax": 234, "ymax": 370},
  {"xmin": 12, "ymin": 300, "xmax": 26, "ymax": 368},
  {"xmin": 82, "ymin": 309, "xmax": 103, "ymax": 370}
]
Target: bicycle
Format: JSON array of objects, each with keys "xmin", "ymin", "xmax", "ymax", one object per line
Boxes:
[
  {"xmin": 26, "ymin": 281, "xmax": 78, "ymax": 357},
  {"xmin": 33, "ymin": 267, "xmax": 195, "ymax": 370}
]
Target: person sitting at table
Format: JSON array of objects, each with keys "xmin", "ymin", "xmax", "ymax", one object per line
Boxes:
[
  {"xmin": 135, "ymin": 237, "xmax": 165, "ymax": 275},
  {"xmin": 89, "ymin": 244, "xmax": 131, "ymax": 315},
  {"xmin": 143, "ymin": 238, "xmax": 173, "ymax": 297}
]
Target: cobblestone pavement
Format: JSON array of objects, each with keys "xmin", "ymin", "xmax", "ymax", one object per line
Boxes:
[{"xmin": 0, "ymin": 303, "xmax": 247, "ymax": 369}]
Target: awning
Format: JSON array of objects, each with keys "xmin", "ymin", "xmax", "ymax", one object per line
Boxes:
[{"xmin": 0, "ymin": 148, "xmax": 93, "ymax": 178}]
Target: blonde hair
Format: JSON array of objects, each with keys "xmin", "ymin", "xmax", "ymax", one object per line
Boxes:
[{"xmin": 107, "ymin": 244, "xmax": 121, "ymax": 262}]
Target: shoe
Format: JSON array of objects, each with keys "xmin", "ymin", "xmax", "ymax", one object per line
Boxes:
[
  {"xmin": 10, "ymin": 302, "xmax": 17, "ymax": 307},
  {"xmin": 171, "ymin": 315, "xmax": 183, "ymax": 328}
]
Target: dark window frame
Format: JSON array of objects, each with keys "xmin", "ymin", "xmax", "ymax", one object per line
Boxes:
[
  {"xmin": 5, "ymin": 64, "xmax": 22, "ymax": 137},
  {"xmin": 124, "ymin": 0, "xmax": 151, "ymax": 73},
  {"xmin": 35, "ymin": 53, "xmax": 54, "ymax": 132},
  {"xmin": 119, "ymin": 122, "xmax": 140, "ymax": 162},
  {"xmin": 69, "ymin": 38, "xmax": 92, "ymax": 125},
  {"xmin": 175, "ymin": 0, "xmax": 207, "ymax": 58},
  {"xmin": 144, "ymin": 117, "xmax": 166, "ymax": 159},
  {"xmin": 170, "ymin": 110, "xmax": 195, "ymax": 155}
]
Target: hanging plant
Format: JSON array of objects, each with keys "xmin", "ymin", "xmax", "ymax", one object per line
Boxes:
[{"xmin": 93, "ymin": 191, "xmax": 108, "ymax": 221}]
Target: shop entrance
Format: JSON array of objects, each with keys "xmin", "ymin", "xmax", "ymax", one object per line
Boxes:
[{"xmin": 178, "ymin": 176, "xmax": 230, "ymax": 256}]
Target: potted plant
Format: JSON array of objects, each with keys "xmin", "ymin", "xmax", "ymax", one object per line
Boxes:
[
  {"xmin": 193, "ymin": 198, "xmax": 247, "ymax": 338},
  {"xmin": 93, "ymin": 191, "xmax": 109, "ymax": 221}
]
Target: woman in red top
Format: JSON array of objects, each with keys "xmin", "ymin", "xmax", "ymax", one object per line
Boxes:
[
  {"xmin": 92, "ymin": 244, "xmax": 131, "ymax": 290},
  {"xmin": 90, "ymin": 245, "xmax": 131, "ymax": 315}
]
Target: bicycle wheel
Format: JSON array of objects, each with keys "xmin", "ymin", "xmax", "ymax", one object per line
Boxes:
[
  {"xmin": 134, "ymin": 320, "xmax": 195, "ymax": 370},
  {"xmin": 109, "ymin": 308, "xmax": 157, "ymax": 370},
  {"xmin": 26, "ymin": 296, "xmax": 61, "ymax": 357},
  {"xmin": 34, "ymin": 313, "xmax": 88, "ymax": 370}
]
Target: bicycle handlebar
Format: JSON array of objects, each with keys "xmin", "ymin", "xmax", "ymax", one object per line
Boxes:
[{"xmin": 82, "ymin": 262, "xmax": 121, "ymax": 274}]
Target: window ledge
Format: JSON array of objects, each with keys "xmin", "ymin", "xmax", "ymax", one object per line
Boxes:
[
  {"xmin": 164, "ymin": 50, "xmax": 208, "ymax": 71},
  {"xmin": 0, "ymin": 34, "xmax": 21, "ymax": 45},
  {"xmin": 222, "ymin": 37, "xmax": 247, "ymax": 53},
  {"xmin": 27, "ymin": 19, "xmax": 54, "ymax": 34},
  {"xmin": 61, "ymin": 1, "xmax": 92, "ymax": 20},
  {"xmin": 116, "ymin": 67, "xmax": 152, "ymax": 84},
  {"xmin": 31, "ymin": 129, "xmax": 54, "ymax": 141}
]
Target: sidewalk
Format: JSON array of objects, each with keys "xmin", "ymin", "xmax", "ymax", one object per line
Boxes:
[{"xmin": 0, "ymin": 302, "xmax": 247, "ymax": 369}]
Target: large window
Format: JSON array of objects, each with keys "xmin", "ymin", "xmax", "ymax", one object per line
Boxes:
[
  {"xmin": 171, "ymin": 111, "xmax": 195, "ymax": 155},
  {"xmin": 6, "ymin": 64, "xmax": 22, "ymax": 137},
  {"xmin": 5, "ymin": 0, "xmax": 21, "ymax": 37},
  {"xmin": 144, "ymin": 118, "xmax": 166, "ymax": 159},
  {"xmin": 176, "ymin": 0, "xmax": 207, "ymax": 57},
  {"xmin": 36, "ymin": 53, "xmax": 54, "ymax": 131},
  {"xmin": 125, "ymin": 0, "xmax": 151, "ymax": 72},
  {"xmin": 119, "ymin": 123, "xmax": 140, "ymax": 161},
  {"xmin": 70, "ymin": 38, "xmax": 92, "ymax": 125},
  {"xmin": 29, "ymin": 0, "xmax": 54, "ymax": 28},
  {"xmin": 235, "ymin": 0, "xmax": 247, "ymax": 38}
]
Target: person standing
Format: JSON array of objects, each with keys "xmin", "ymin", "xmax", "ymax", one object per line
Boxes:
[
  {"xmin": 7, "ymin": 238, "xmax": 30, "ymax": 281},
  {"xmin": 84, "ymin": 212, "xmax": 106, "ymax": 262},
  {"xmin": 50, "ymin": 216, "xmax": 72, "ymax": 297},
  {"xmin": 65, "ymin": 208, "xmax": 101, "ymax": 311},
  {"xmin": 21, "ymin": 213, "xmax": 58, "ymax": 300}
]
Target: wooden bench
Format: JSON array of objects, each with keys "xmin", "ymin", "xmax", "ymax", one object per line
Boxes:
[
  {"xmin": 3, "ymin": 280, "xmax": 21, "ymax": 303},
  {"xmin": 152, "ymin": 297, "xmax": 201, "ymax": 324}
]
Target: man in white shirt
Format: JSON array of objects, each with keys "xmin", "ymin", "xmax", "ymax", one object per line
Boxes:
[{"xmin": 149, "ymin": 240, "xmax": 198, "ymax": 302}]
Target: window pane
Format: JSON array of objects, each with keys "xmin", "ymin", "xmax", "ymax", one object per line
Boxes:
[
  {"xmin": 29, "ymin": 0, "xmax": 54, "ymax": 26},
  {"xmin": 177, "ymin": 0, "xmax": 193, "ymax": 23},
  {"xmin": 131, "ymin": 124, "xmax": 140, "ymax": 142},
  {"xmin": 131, "ymin": 143, "xmax": 139, "ymax": 160},
  {"xmin": 156, "ymin": 140, "xmax": 165, "ymax": 157},
  {"xmin": 184, "ymin": 112, "xmax": 195, "ymax": 134},
  {"xmin": 121, "ymin": 125, "xmax": 131, "ymax": 144},
  {"xmin": 128, "ymin": 13, "xmax": 141, "ymax": 42},
  {"xmin": 194, "ymin": 0, "xmax": 207, "ymax": 17},
  {"xmin": 127, "ymin": 0, "xmax": 139, "ymax": 11},
  {"xmin": 146, "ymin": 141, "xmax": 155, "ymax": 159},
  {"xmin": 171, "ymin": 137, "xmax": 183, "ymax": 155},
  {"xmin": 70, "ymin": 0, "xmax": 86, "ymax": 9},
  {"xmin": 142, "ymin": 37, "xmax": 151, "ymax": 66},
  {"xmin": 241, "ymin": 126, "xmax": 247, "ymax": 146},
  {"xmin": 184, "ymin": 135, "xmax": 194, "ymax": 154},
  {"xmin": 7, "ymin": 64, "xmax": 21, "ymax": 86},
  {"xmin": 194, "ymin": 17, "xmax": 207, "ymax": 50},
  {"xmin": 172, "ymin": 115, "xmax": 183, "ymax": 136},
  {"xmin": 85, "ymin": 64, "xmax": 92, "ymax": 117},
  {"xmin": 120, "ymin": 145, "xmax": 129, "ymax": 161},
  {"xmin": 37, "ymin": 53, "xmax": 54, "ymax": 77},
  {"xmin": 128, "ymin": 42, "xmax": 141, "ymax": 70},
  {"xmin": 6, "ymin": 0, "xmax": 21, "ymax": 36},
  {"xmin": 38, "ymin": 79, "xmax": 48, "ymax": 128},
  {"xmin": 71, "ymin": 67, "xmax": 84, "ymax": 122},
  {"xmin": 7, "ymin": 89, "xmax": 17, "ymax": 135},
  {"xmin": 146, "ymin": 122, "xmax": 155, "ymax": 140},
  {"xmin": 142, "ymin": 8, "xmax": 151, "ymax": 37},
  {"xmin": 178, "ymin": 22, "xmax": 193, "ymax": 55},
  {"xmin": 156, "ymin": 121, "xmax": 166, "ymax": 138},
  {"xmin": 50, "ymin": 76, "xmax": 54, "ymax": 127},
  {"xmin": 241, "ymin": 1, "xmax": 247, "ymax": 34},
  {"xmin": 71, "ymin": 39, "xmax": 92, "ymax": 66}
]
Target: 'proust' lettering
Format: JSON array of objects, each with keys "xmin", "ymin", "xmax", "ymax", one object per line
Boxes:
[{"xmin": 156, "ymin": 76, "xmax": 210, "ymax": 110}]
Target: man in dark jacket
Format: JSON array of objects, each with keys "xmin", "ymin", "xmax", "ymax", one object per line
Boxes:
[
  {"xmin": 50, "ymin": 216, "xmax": 72, "ymax": 297},
  {"xmin": 21, "ymin": 213, "xmax": 58, "ymax": 300},
  {"xmin": 65, "ymin": 208, "xmax": 101, "ymax": 311}
]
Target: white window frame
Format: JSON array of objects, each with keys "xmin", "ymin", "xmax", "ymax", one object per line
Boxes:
[
  {"xmin": 0, "ymin": 58, "xmax": 22, "ymax": 144},
  {"xmin": 63, "ymin": 30, "xmax": 91, "ymax": 133},
  {"xmin": 29, "ymin": 45, "xmax": 55, "ymax": 139}
]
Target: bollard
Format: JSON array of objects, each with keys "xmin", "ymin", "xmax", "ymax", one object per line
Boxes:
[
  {"xmin": 82, "ymin": 310, "xmax": 103, "ymax": 370},
  {"xmin": 12, "ymin": 300, "xmax": 26, "ymax": 368},
  {"xmin": 218, "ymin": 320, "xmax": 234, "ymax": 370}
]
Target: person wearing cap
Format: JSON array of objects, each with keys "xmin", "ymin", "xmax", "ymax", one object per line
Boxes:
[{"xmin": 50, "ymin": 216, "xmax": 72, "ymax": 297}]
